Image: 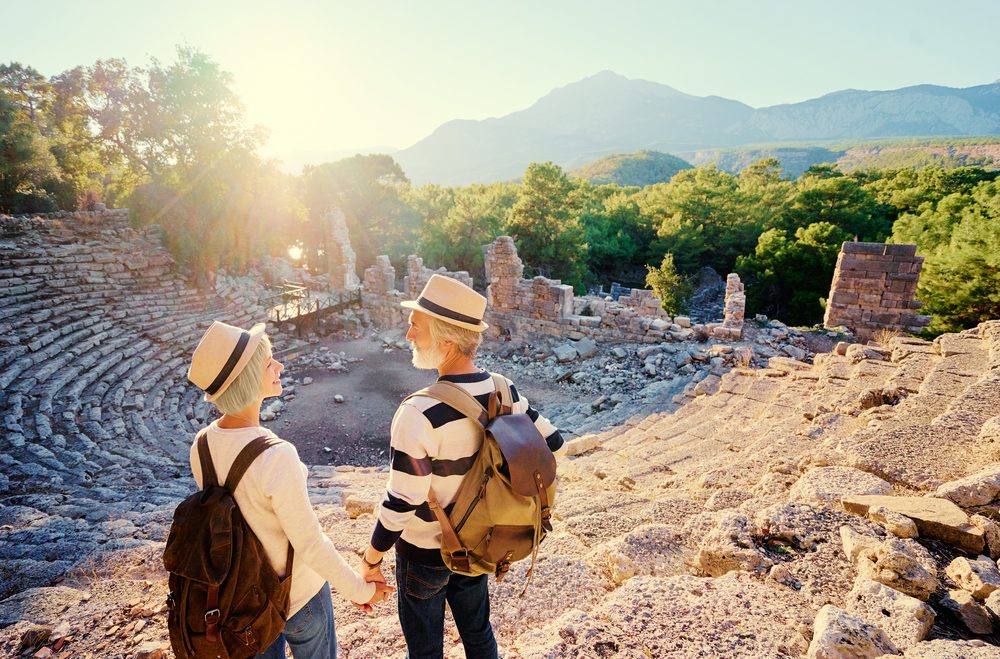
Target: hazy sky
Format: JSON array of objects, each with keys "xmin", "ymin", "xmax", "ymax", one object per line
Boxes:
[{"xmin": 6, "ymin": 1, "xmax": 1000, "ymax": 170}]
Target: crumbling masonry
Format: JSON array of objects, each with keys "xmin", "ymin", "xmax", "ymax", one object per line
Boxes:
[{"xmin": 824, "ymin": 242, "xmax": 931, "ymax": 340}]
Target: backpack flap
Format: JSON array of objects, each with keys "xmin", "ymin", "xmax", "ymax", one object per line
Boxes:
[
  {"xmin": 487, "ymin": 414, "xmax": 555, "ymax": 495},
  {"xmin": 162, "ymin": 488, "xmax": 235, "ymax": 585}
]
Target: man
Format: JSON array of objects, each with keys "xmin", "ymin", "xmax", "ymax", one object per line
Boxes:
[{"xmin": 360, "ymin": 274, "xmax": 563, "ymax": 659}]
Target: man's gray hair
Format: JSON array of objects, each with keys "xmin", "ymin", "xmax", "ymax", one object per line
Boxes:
[
  {"xmin": 426, "ymin": 315, "xmax": 482, "ymax": 359},
  {"xmin": 213, "ymin": 334, "xmax": 272, "ymax": 415}
]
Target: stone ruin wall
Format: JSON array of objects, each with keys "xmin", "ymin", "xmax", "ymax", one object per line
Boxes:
[
  {"xmin": 824, "ymin": 242, "xmax": 931, "ymax": 341},
  {"xmin": 361, "ymin": 254, "xmax": 474, "ymax": 328},
  {"xmin": 359, "ymin": 235, "xmax": 749, "ymax": 344},
  {"xmin": 324, "ymin": 208, "xmax": 360, "ymax": 290}
]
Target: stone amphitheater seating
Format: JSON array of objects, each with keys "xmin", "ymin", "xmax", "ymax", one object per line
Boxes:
[{"xmin": 0, "ymin": 214, "xmax": 271, "ymax": 598}]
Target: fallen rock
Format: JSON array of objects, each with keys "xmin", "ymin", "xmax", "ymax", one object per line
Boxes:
[
  {"xmin": 969, "ymin": 514, "xmax": 1000, "ymax": 560},
  {"xmin": 343, "ymin": 495, "xmax": 376, "ymax": 519},
  {"xmin": 696, "ymin": 512, "xmax": 772, "ymax": 577},
  {"xmin": 841, "ymin": 495, "xmax": 985, "ymax": 554},
  {"xmin": 934, "ymin": 463, "xmax": 1000, "ymax": 507},
  {"xmin": 868, "ymin": 505, "xmax": 918, "ymax": 539},
  {"xmin": 563, "ymin": 434, "xmax": 599, "ymax": 457},
  {"xmin": 805, "ymin": 604, "xmax": 898, "ymax": 659},
  {"xmin": 843, "ymin": 576, "xmax": 934, "ymax": 650},
  {"xmin": 789, "ymin": 467, "xmax": 891, "ymax": 506},
  {"xmin": 985, "ymin": 589, "xmax": 1000, "ymax": 618},
  {"xmin": 945, "ymin": 555, "xmax": 1000, "ymax": 600},
  {"xmin": 841, "ymin": 529, "xmax": 939, "ymax": 601},
  {"xmin": 604, "ymin": 524, "xmax": 687, "ymax": 585},
  {"xmin": 553, "ymin": 344, "xmax": 579, "ymax": 363},
  {"xmin": 574, "ymin": 338, "xmax": 598, "ymax": 359},
  {"xmin": 940, "ymin": 589, "xmax": 994, "ymax": 634}
]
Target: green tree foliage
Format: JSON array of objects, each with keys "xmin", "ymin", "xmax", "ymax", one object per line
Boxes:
[
  {"xmin": 415, "ymin": 182, "xmax": 516, "ymax": 283},
  {"xmin": 572, "ymin": 150, "xmax": 692, "ymax": 187},
  {"xmin": 645, "ymin": 253, "xmax": 692, "ymax": 315},
  {"xmin": 889, "ymin": 179, "xmax": 1000, "ymax": 334},
  {"xmin": 505, "ymin": 162, "xmax": 588, "ymax": 290},
  {"xmin": 302, "ymin": 153, "xmax": 415, "ymax": 270},
  {"xmin": 0, "ymin": 89, "xmax": 59, "ymax": 212},
  {"xmin": 578, "ymin": 186, "xmax": 656, "ymax": 284},
  {"xmin": 785, "ymin": 168, "xmax": 891, "ymax": 240},
  {"xmin": 737, "ymin": 222, "xmax": 850, "ymax": 326}
]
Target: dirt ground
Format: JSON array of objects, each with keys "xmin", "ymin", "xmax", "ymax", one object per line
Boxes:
[
  {"xmin": 269, "ymin": 335, "xmax": 570, "ymax": 468},
  {"xmin": 270, "ymin": 337, "xmax": 435, "ymax": 467}
]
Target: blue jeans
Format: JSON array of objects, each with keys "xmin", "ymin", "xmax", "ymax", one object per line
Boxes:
[
  {"xmin": 395, "ymin": 556, "xmax": 498, "ymax": 659},
  {"xmin": 257, "ymin": 584, "xmax": 337, "ymax": 659}
]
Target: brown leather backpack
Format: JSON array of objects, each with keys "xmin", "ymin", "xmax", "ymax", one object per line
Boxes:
[
  {"xmin": 164, "ymin": 432, "xmax": 293, "ymax": 658},
  {"xmin": 410, "ymin": 373, "xmax": 557, "ymax": 589}
]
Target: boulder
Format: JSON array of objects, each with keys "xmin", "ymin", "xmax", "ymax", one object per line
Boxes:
[
  {"xmin": 841, "ymin": 495, "xmax": 985, "ymax": 554},
  {"xmin": 789, "ymin": 467, "xmax": 892, "ymax": 506},
  {"xmin": 574, "ymin": 337, "xmax": 598, "ymax": 359},
  {"xmin": 940, "ymin": 589, "xmax": 994, "ymax": 634},
  {"xmin": 945, "ymin": 555, "xmax": 1000, "ymax": 600},
  {"xmin": 553, "ymin": 344, "xmax": 579, "ymax": 363},
  {"xmin": 934, "ymin": 463, "xmax": 1000, "ymax": 507},
  {"xmin": 844, "ymin": 576, "xmax": 934, "ymax": 650},
  {"xmin": 841, "ymin": 528, "xmax": 939, "ymax": 601},
  {"xmin": 985, "ymin": 589, "xmax": 1000, "ymax": 619},
  {"xmin": 805, "ymin": 604, "xmax": 898, "ymax": 658}
]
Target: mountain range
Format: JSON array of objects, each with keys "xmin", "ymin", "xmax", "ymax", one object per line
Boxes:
[{"xmin": 393, "ymin": 71, "xmax": 1000, "ymax": 185}]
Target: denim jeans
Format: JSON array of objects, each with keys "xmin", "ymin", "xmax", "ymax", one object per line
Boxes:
[
  {"xmin": 257, "ymin": 583, "xmax": 337, "ymax": 659},
  {"xmin": 395, "ymin": 555, "xmax": 498, "ymax": 659}
]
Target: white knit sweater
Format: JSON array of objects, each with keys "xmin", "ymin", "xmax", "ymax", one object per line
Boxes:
[{"xmin": 189, "ymin": 421, "xmax": 375, "ymax": 615}]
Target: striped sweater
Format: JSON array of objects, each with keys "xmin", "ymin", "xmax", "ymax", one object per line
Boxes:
[{"xmin": 371, "ymin": 370, "xmax": 564, "ymax": 566}]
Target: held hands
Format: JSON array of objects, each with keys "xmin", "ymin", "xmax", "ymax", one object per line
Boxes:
[{"xmin": 352, "ymin": 551, "xmax": 395, "ymax": 612}]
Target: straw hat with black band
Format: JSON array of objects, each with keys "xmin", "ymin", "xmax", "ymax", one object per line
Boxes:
[
  {"xmin": 188, "ymin": 321, "xmax": 267, "ymax": 402},
  {"xmin": 401, "ymin": 274, "xmax": 489, "ymax": 332}
]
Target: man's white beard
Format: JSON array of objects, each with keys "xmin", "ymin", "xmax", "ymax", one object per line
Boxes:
[{"xmin": 411, "ymin": 343, "xmax": 445, "ymax": 370}]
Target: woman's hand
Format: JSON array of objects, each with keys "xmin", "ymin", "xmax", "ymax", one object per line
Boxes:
[{"xmin": 352, "ymin": 579, "xmax": 395, "ymax": 612}]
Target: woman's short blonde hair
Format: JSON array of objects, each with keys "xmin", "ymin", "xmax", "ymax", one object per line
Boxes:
[
  {"xmin": 426, "ymin": 315, "xmax": 482, "ymax": 359},
  {"xmin": 213, "ymin": 334, "xmax": 272, "ymax": 415}
]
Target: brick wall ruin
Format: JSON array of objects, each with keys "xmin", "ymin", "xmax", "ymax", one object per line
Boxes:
[
  {"xmin": 360, "ymin": 255, "xmax": 474, "ymax": 328},
  {"xmin": 706, "ymin": 273, "xmax": 746, "ymax": 341},
  {"xmin": 482, "ymin": 236, "xmax": 696, "ymax": 343},
  {"xmin": 824, "ymin": 242, "xmax": 931, "ymax": 340}
]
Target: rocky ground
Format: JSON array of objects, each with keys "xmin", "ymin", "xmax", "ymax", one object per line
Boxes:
[{"xmin": 7, "ymin": 317, "xmax": 1000, "ymax": 657}]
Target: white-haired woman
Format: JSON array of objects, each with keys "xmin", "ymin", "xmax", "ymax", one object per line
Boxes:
[{"xmin": 187, "ymin": 321, "xmax": 393, "ymax": 658}]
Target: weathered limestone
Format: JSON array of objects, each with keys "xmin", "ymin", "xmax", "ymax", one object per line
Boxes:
[
  {"xmin": 945, "ymin": 555, "xmax": 1000, "ymax": 600},
  {"xmin": 840, "ymin": 527, "xmax": 939, "ymax": 601},
  {"xmin": 843, "ymin": 576, "xmax": 935, "ymax": 650},
  {"xmin": 403, "ymin": 255, "xmax": 473, "ymax": 300},
  {"xmin": 708, "ymin": 273, "xmax": 745, "ymax": 341},
  {"xmin": 934, "ymin": 463, "xmax": 1000, "ymax": 507},
  {"xmin": 806, "ymin": 604, "xmax": 898, "ymax": 659},
  {"xmin": 696, "ymin": 512, "xmax": 772, "ymax": 577},
  {"xmin": 940, "ymin": 589, "xmax": 994, "ymax": 634},
  {"xmin": 788, "ymin": 467, "xmax": 892, "ymax": 506},
  {"xmin": 824, "ymin": 242, "xmax": 931, "ymax": 340},
  {"xmin": 841, "ymin": 495, "xmax": 986, "ymax": 554}
]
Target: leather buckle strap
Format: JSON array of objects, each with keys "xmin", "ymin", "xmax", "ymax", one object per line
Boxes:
[
  {"xmin": 205, "ymin": 585, "xmax": 221, "ymax": 642},
  {"xmin": 428, "ymin": 492, "xmax": 470, "ymax": 572}
]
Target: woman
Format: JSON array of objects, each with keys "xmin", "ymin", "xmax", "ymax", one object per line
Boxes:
[{"xmin": 187, "ymin": 320, "xmax": 393, "ymax": 658}]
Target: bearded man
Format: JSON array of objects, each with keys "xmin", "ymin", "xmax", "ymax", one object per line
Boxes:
[{"xmin": 359, "ymin": 274, "xmax": 564, "ymax": 659}]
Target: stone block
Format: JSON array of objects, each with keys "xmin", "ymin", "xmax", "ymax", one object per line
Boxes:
[{"xmin": 841, "ymin": 495, "xmax": 985, "ymax": 554}]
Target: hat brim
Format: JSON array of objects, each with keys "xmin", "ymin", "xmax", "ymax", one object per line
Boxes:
[
  {"xmin": 203, "ymin": 322, "xmax": 268, "ymax": 402},
  {"xmin": 401, "ymin": 300, "xmax": 489, "ymax": 333}
]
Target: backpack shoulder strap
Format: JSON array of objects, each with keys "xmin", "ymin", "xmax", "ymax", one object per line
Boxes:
[
  {"xmin": 490, "ymin": 373, "xmax": 513, "ymax": 415},
  {"xmin": 224, "ymin": 435, "xmax": 284, "ymax": 493},
  {"xmin": 408, "ymin": 382, "xmax": 489, "ymax": 427},
  {"xmin": 196, "ymin": 429, "xmax": 219, "ymax": 488}
]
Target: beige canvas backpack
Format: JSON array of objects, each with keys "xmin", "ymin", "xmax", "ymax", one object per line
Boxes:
[{"xmin": 408, "ymin": 373, "xmax": 557, "ymax": 587}]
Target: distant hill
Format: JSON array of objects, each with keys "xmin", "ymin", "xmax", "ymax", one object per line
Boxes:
[
  {"xmin": 393, "ymin": 72, "xmax": 1000, "ymax": 185},
  {"xmin": 571, "ymin": 150, "xmax": 692, "ymax": 186},
  {"xmin": 684, "ymin": 138, "xmax": 1000, "ymax": 178}
]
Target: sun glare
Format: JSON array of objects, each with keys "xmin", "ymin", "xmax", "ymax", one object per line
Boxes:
[{"xmin": 288, "ymin": 245, "xmax": 304, "ymax": 260}]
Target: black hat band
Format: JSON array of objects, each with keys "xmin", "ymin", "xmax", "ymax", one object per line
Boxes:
[
  {"xmin": 205, "ymin": 330, "xmax": 250, "ymax": 396},
  {"xmin": 417, "ymin": 297, "xmax": 482, "ymax": 326}
]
